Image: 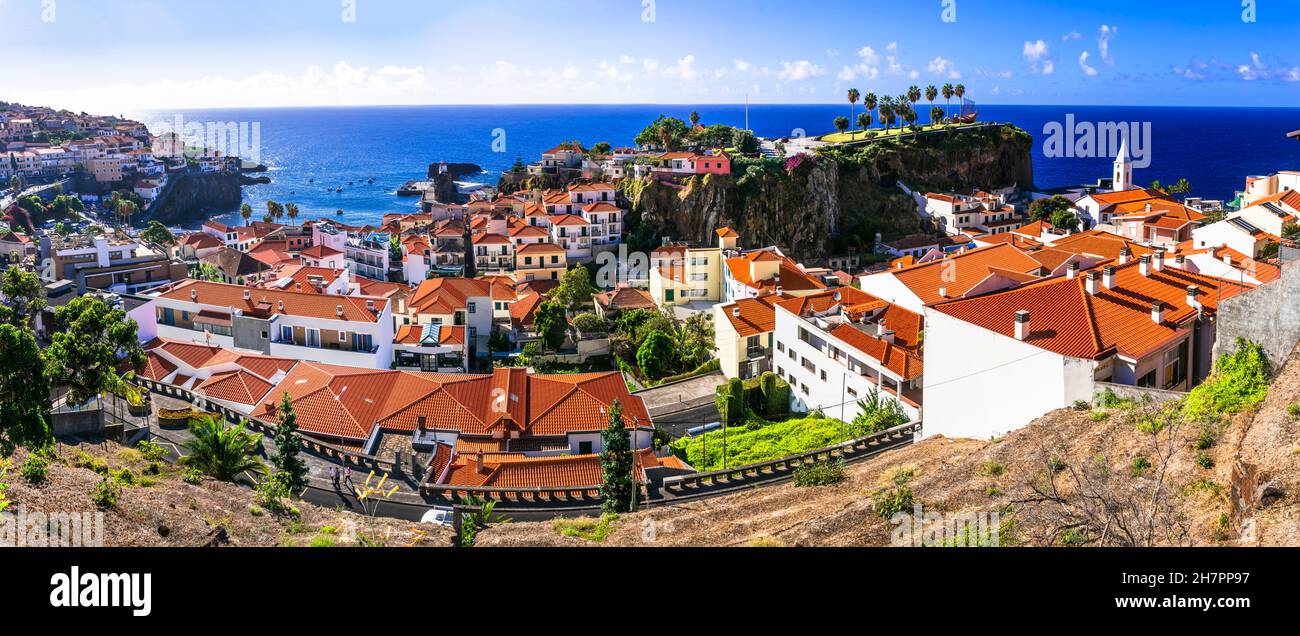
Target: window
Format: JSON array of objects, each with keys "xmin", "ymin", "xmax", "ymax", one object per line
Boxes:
[
  {"xmin": 467, "ymin": 302, "xmax": 477, "ymax": 313},
  {"xmin": 578, "ymin": 441, "xmax": 593, "ymax": 455},
  {"xmin": 847, "ymin": 387, "xmax": 858, "ymax": 398},
  {"xmin": 281, "ymin": 325, "xmax": 293, "ymax": 342},
  {"xmin": 1137, "ymin": 369, "xmax": 1157, "ymax": 388},
  {"xmin": 1163, "ymin": 341, "xmax": 1189, "ymax": 390},
  {"xmin": 777, "ymin": 341, "xmax": 785, "ymax": 353},
  {"xmin": 820, "ymin": 370, "xmax": 827, "ymax": 382}
]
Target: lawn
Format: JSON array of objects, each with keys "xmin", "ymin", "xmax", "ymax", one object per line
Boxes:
[
  {"xmin": 670, "ymin": 415, "xmax": 860, "ymax": 472},
  {"xmin": 819, "ymin": 121, "xmax": 975, "ymax": 144}
]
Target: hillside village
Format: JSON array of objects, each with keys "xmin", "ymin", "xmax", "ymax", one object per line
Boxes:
[{"xmin": 3, "ymin": 98, "xmax": 1300, "ymax": 547}]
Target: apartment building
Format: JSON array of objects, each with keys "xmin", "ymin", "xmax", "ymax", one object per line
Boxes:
[
  {"xmin": 773, "ymin": 287, "xmax": 924, "ymax": 423},
  {"xmin": 46, "ymin": 233, "xmax": 186, "ymax": 293},
  {"xmin": 133, "ymin": 279, "xmax": 395, "ymax": 369}
]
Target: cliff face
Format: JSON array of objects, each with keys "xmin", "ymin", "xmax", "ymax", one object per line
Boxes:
[
  {"xmin": 146, "ymin": 172, "xmax": 244, "ymax": 226},
  {"xmin": 625, "ymin": 124, "xmax": 1035, "ymax": 263}
]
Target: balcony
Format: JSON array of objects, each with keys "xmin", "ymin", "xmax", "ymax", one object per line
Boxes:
[{"xmin": 746, "ymin": 345, "xmax": 769, "ymax": 360}]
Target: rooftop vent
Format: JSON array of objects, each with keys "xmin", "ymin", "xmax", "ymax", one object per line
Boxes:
[
  {"xmin": 1151, "ymin": 301, "xmax": 1165, "ymax": 324},
  {"xmin": 1085, "ymin": 270, "xmax": 1101, "ymax": 295},
  {"xmin": 1014, "ymin": 310, "xmax": 1031, "ymax": 341},
  {"xmin": 1139, "ymin": 255, "xmax": 1152, "ymax": 277},
  {"xmin": 336, "ymin": 304, "xmax": 344, "ymax": 317},
  {"xmin": 1103, "ymin": 265, "xmax": 1117, "ymax": 289}
]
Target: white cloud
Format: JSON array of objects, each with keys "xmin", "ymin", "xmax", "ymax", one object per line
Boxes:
[
  {"xmin": 1023, "ymin": 40, "xmax": 1049, "ymax": 61},
  {"xmin": 618, "ymin": 54, "xmax": 637, "ymax": 65},
  {"xmin": 857, "ymin": 46, "xmax": 881, "ymax": 65},
  {"xmin": 1062, "ymin": 31, "xmax": 1082, "ymax": 41},
  {"xmin": 778, "ymin": 60, "xmax": 825, "ymax": 81},
  {"xmin": 662, "ymin": 55, "xmax": 699, "ymax": 81},
  {"xmin": 1236, "ymin": 51, "xmax": 1300, "ymax": 82},
  {"xmin": 734, "ymin": 58, "xmax": 754, "ymax": 74},
  {"xmin": 1079, "ymin": 51, "xmax": 1098, "ymax": 76},
  {"xmin": 927, "ymin": 57, "xmax": 961, "ymax": 79},
  {"xmin": 1098, "ymin": 25, "xmax": 1117, "ymax": 65}
]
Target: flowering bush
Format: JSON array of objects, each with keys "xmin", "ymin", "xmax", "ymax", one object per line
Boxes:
[{"xmin": 783, "ymin": 152, "xmax": 814, "ymax": 172}]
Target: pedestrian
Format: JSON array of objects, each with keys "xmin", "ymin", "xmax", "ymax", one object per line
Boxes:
[
  {"xmin": 344, "ymin": 466, "xmax": 352, "ymax": 485},
  {"xmin": 329, "ymin": 466, "xmax": 339, "ymax": 488}
]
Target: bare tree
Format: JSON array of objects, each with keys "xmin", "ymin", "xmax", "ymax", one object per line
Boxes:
[{"xmin": 1015, "ymin": 402, "xmax": 1193, "ymax": 547}]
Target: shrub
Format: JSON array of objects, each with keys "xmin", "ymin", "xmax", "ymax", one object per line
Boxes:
[
  {"xmin": 553, "ymin": 514, "xmax": 619, "ymax": 542},
  {"xmin": 182, "ymin": 467, "xmax": 205, "ymax": 485},
  {"xmin": 793, "ymin": 460, "xmax": 847, "ymax": 487},
  {"xmin": 670, "ymin": 415, "xmax": 856, "ymax": 471},
  {"xmin": 981, "ymin": 460, "xmax": 1006, "ymax": 477},
  {"xmin": 872, "ymin": 485, "xmax": 914, "ymax": 519},
  {"xmin": 571, "ymin": 313, "xmax": 607, "ymax": 334},
  {"xmin": 1193, "ymin": 427, "xmax": 1218, "ymax": 451},
  {"xmin": 750, "ymin": 536, "xmax": 785, "ymax": 547},
  {"xmin": 1047, "ymin": 457, "xmax": 1067, "ymax": 474},
  {"xmin": 1288, "ymin": 403, "xmax": 1300, "ymax": 421},
  {"xmin": 851, "ymin": 387, "xmax": 910, "ymax": 434},
  {"xmin": 1195, "ymin": 452, "xmax": 1215, "ymax": 470},
  {"xmin": 20, "ymin": 455, "xmax": 49, "ymax": 484},
  {"xmin": 73, "ymin": 451, "xmax": 108, "ymax": 475},
  {"xmin": 91, "ymin": 480, "xmax": 120, "ymax": 509},
  {"xmin": 887, "ymin": 465, "xmax": 916, "ymax": 486},
  {"xmin": 308, "ymin": 533, "xmax": 336, "ymax": 548},
  {"xmin": 1131, "ymin": 456, "xmax": 1152, "ymax": 476},
  {"xmin": 111, "ymin": 468, "xmax": 135, "ymax": 486},
  {"xmin": 136, "ymin": 440, "xmax": 168, "ymax": 463},
  {"xmin": 760, "ymin": 372, "xmax": 790, "ymax": 418},
  {"xmin": 1183, "ymin": 339, "xmax": 1269, "ymax": 419}
]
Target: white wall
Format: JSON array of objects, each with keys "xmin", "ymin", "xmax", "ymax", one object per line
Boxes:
[
  {"xmin": 857, "ymin": 272, "xmax": 925, "ymax": 313},
  {"xmin": 922, "ymin": 308, "xmax": 1094, "ymax": 440}
]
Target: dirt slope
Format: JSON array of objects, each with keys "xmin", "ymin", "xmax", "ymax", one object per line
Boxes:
[
  {"xmin": 480, "ymin": 348, "xmax": 1300, "ymax": 548},
  {"xmin": 3, "ymin": 441, "xmax": 450, "ymax": 548}
]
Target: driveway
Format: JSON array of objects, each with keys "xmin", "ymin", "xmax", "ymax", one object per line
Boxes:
[{"xmin": 635, "ymin": 371, "xmax": 728, "ymax": 438}]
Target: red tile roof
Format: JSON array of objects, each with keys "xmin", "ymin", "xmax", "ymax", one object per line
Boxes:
[
  {"xmin": 157, "ymin": 280, "xmax": 386, "ymax": 322},
  {"xmin": 932, "ymin": 259, "xmax": 1253, "ymax": 360},
  {"xmin": 885, "ymin": 244, "xmax": 1044, "ymax": 304},
  {"xmin": 724, "ymin": 250, "xmax": 826, "ymax": 294}
]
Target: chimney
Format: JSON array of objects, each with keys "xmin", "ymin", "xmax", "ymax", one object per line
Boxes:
[
  {"xmin": 876, "ymin": 320, "xmax": 889, "ymax": 337},
  {"xmin": 476, "ymin": 451, "xmax": 485, "ymax": 473},
  {"xmin": 1103, "ymin": 265, "xmax": 1117, "ymax": 290},
  {"xmin": 1139, "ymin": 255, "xmax": 1152, "ymax": 277},
  {"xmin": 336, "ymin": 304, "xmax": 344, "ymax": 317},
  {"xmin": 1014, "ymin": 310, "xmax": 1031, "ymax": 341},
  {"xmin": 1222, "ymin": 253, "xmax": 1233, "ymax": 266},
  {"xmin": 1118, "ymin": 247, "xmax": 1132, "ymax": 265},
  {"xmin": 938, "ymin": 286, "xmax": 948, "ymax": 298},
  {"xmin": 277, "ymin": 300, "xmax": 284, "ymax": 311},
  {"xmin": 366, "ymin": 300, "xmax": 376, "ymax": 312},
  {"xmin": 1186, "ymin": 285, "xmax": 1203, "ymax": 311},
  {"xmin": 243, "ymin": 289, "xmax": 251, "ymax": 301},
  {"xmin": 1174, "ymin": 255, "xmax": 1186, "ymax": 270},
  {"xmin": 732, "ymin": 306, "xmax": 741, "ymax": 318},
  {"xmin": 1084, "ymin": 270, "xmax": 1100, "ymax": 295},
  {"xmin": 880, "ymin": 329, "xmax": 896, "ymax": 344},
  {"xmin": 190, "ymin": 289, "xmax": 198, "ymax": 301},
  {"xmin": 1152, "ymin": 249, "xmax": 1165, "ymax": 272},
  {"xmin": 1144, "ymin": 203, "xmax": 1153, "ymax": 212},
  {"xmin": 1066, "ymin": 262, "xmax": 1079, "ymax": 279},
  {"xmin": 1151, "ymin": 301, "xmax": 1165, "ymax": 324}
]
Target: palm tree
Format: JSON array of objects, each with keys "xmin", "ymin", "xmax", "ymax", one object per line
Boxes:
[
  {"xmin": 181, "ymin": 416, "xmax": 266, "ymax": 482},
  {"xmin": 1172, "ymin": 178, "xmax": 1192, "ymax": 199},
  {"xmin": 925, "ymin": 85, "xmax": 938, "ymax": 125},
  {"xmin": 907, "ymin": 85, "xmax": 921, "ymax": 112},
  {"xmin": 931, "ymin": 106, "xmax": 944, "ymax": 125},
  {"xmin": 857, "ymin": 112, "xmax": 873, "ymax": 132},
  {"xmin": 239, "ymin": 203, "xmax": 253, "ymax": 225},
  {"xmin": 8, "ymin": 174, "xmax": 19, "ymax": 192},
  {"xmin": 689, "ymin": 111, "xmax": 701, "ymax": 129},
  {"xmin": 658, "ymin": 126, "xmax": 674, "ymax": 152},
  {"xmin": 863, "ymin": 92, "xmax": 878, "ymax": 120},
  {"xmin": 263, "ymin": 213, "xmax": 274, "ymax": 224},
  {"xmin": 116, "ymin": 200, "xmax": 137, "ymax": 227},
  {"xmin": 879, "ymin": 96, "xmax": 894, "ymax": 135},
  {"xmin": 847, "ymin": 88, "xmax": 860, "ymax": 133},
  {"xmin": 285, "ymin": 202, "xmax": 299, "ymax": 226},
  {"xmin": 941, "ymin": 83, "xmax": 955, "ymax": 120},
  {"xmin": 833, "ymin": 116, "xmax": 850, "ymax": 135},
  {"xmin": 954, "ymin": 84, "xmax": 966, "ymax": 119}
]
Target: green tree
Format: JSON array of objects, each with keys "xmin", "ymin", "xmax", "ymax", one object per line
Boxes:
[
  {"xmin": 533, "ymin": 300, "xmax": 567, "ymax": 352},
  {"xmin": 590, "ymin": 141, "xmax": 612, "ymax": 155},
  {"xmin": 833, "ymin": 116, "xmax": 850, "ymax": 135},
  {"xmin": 7, "ymin": 174, "xmax": 19, "ymax": 192},
  {"xmin": 857, "ymin": 112, "xmax": 873, "ymax": 131},
  {"xmin": 270, "ymin": 392, "xmax": 308, "ymax": 493},
  {"xmin": 0, "ymin": 266, "xmax": 46, "ymax": 329},
  {"xmin": 44, "ymin": 296, "xmax": 145, "ymax": 405},
  {"xmin": 0, "ymin": 323, "xmax": 52, "ymax": 456},
  {"xmin": 941, "ymin": 83, "xmax": 954, "ymax": 119},
  {"xmin": 634, "ymin": 115, "xmax": 690, "ymax": 151},
  {"xmin": 1028, "ymin": 195, "xmax": 1075, "ymax": 223},
  {"xmin": 863, "ymin": 92, "xmax": 877, "ymax": 119},
  {"xmin": 598, "ymin": 399, "xmax": 633, "ymax": 514},
  {"xmin": 553, "ymin": 264, "xmax": 595, "ymax": 310},
  {"xmin": 675, "ymin": 311, "xmax": 716, "ymax": 371},
  {"xmin": 240, "ymin": 203, "xmax": 253, "ymax": 225},
  {"xmin": 182, "ymin": 416, "xmax": 266, "ymax": 482},
  {"xmin": 141, "ymin": 220, "xmax": 175, "ymax": 246},
  {"xmin": 1050, "ymin": 208, "xmax": 1081, "ymax": 233},
  {"xmin": 925, "ymin": 84, "xmax": 938, "ymax": 114},
  {"xmin": 636, "ymin": 330, "xmax": 676, "ymax": 380},
  {"xmin": 285, "ymin": 202, "xmax": 300, "ymax": 226},
  {"xmin": 730, "ymin": 128, "xmax": 759, "ymax": 155}
]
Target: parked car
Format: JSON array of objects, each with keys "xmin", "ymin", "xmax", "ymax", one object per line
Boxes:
[{"xmin": 420, "ymin": 507, "xmax": 453, "ymax": 527}]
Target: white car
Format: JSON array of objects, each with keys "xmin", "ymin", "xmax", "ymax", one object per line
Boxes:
[{"xmin": 420, "ymin": 507, "xmax": 453, "ymax": 527}]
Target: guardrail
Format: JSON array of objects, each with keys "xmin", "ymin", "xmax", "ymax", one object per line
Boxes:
[
  {"xmin": 658, "ymin": 421, "xmax": 921, "ymax": 501},
  {"xmin": 133, "ymin": 375, "xmax": 397, "ymax": 473},
  {"xmin": 418, "ymin": 483, "xmax": 602, "ymax": 508}
]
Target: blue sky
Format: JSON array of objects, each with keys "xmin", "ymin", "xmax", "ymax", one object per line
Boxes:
[{"xmin": 1, "ymin": 0, "xmax": 1296, "ymax": 112}]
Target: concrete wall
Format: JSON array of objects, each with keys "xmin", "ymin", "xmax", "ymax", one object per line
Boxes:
[{"xmin": 1214, "ymin": 260, "xmax": 1300, "ymax": 371}]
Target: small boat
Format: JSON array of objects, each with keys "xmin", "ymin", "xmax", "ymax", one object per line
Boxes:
[{"xmin": 336, "ymin": 209, "xmax": 344, "ymax": 216}]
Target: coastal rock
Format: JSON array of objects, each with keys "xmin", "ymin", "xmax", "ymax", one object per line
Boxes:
[
  {"xmin": 426, "ymin": 162, "xmax": 483, "ymax": 181},
  {"xmin": 623, "ymin": 124, "xmax": 1034, "ymax": 263},
  {"xmin": 146, "ymin": 172, "xmax": 244, "ymax": 226}
]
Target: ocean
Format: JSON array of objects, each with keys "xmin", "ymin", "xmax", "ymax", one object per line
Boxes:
[{"xmin": 130, "ymin": 105, "xmax": 1300, "ymax": 228}]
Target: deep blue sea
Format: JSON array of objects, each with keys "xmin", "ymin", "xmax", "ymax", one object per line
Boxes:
[{"xmin": 131, "ymin": 105, "xmax": 1300, "ymax": 228}]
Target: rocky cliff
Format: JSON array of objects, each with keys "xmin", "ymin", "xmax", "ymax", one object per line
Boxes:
[
  {"xmin": 624, "ymin": 124, "xmax": 1035, "ymax": 262},
  {"xmin": 146, "ymin": 172, "xmax": 244, "ymax": 226}
]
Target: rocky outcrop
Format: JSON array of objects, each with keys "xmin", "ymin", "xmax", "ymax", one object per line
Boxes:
[
  {"xmin": 426, "ymin": 162, "xmax": 483, "ymax": 181},
  {"xmin": 624, "ymin": 124, "xmax": 1035, "ymax": 263},
  {"xmin": 146, "ymin": 172, "xmax": 243, "ymax": 226}
]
